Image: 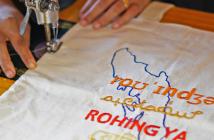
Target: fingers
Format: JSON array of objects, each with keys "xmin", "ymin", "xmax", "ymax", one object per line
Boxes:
[
  {"xmin": 8, "ymin": 27, "xmax": 36, "ymax": 70},
  {"xmin": 79, "ymin": 0, "xmax": 151, "ymax": 29},
  {"xmin": 7, "ymin": 19, "xmax": 36, "ymax": 69},
  {"xmin": 112, "ymin": 4, "xmax": 143, "ymax": 29},
  {"xmin": 93, "ymin": 0, "xmax": 126, "ymax": 29},
  {"xmin": 24, "ymin": 24, "xmax": 31, "ymax": 48},
  {"xmin": 80, "ymin": 0, "xmax": 96, "ymax": 17},
  {"xmin": 0, "ymin": 36, "xmax": 16, "ymax": 78},
  {"xmin": 80, "ymin": 0, "xmax": 116, "ymax": 26}
]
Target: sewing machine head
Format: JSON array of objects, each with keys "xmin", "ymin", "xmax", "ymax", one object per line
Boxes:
[{"xmin": 20, "ymin": 0, "xmax": 62, "ymax": 53}]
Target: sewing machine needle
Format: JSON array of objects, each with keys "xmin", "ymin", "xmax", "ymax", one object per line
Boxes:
[{"xmin": 20, "ymin": 8, "xmax": 32, "ymax": 36}]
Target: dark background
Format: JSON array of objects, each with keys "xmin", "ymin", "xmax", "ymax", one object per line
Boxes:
[{"xmin": 162, "ymin": 0, "xmax": 214, "ymax": 12}]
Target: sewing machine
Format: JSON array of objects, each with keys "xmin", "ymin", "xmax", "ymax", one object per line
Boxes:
[{"xmin": 19, "ymin": 0, "xmax": 62, "ymax": 53}]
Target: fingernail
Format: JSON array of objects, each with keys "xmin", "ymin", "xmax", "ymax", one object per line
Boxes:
[
  {"xmin": 93, "ymin": 23, "xmax": 101, "ymax": 29},
  {"xmin": 80, "ymin": 19, "xmax": 88, "ymax": 26},
  {"xmin": 6, "ymin": 70, "xmax": 15, "ymax": 78},
  {"xmin": 28, "ymin": 61, "xmax": 37, "ymax": 69},
  {"xmin": 113, "ymin": 23, "xmax": 120, "ymax": 29}
]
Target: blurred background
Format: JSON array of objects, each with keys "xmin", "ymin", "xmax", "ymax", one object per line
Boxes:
[{"xmin": 162, "ymin": 0, "xmax": 214, "ymax": 12}]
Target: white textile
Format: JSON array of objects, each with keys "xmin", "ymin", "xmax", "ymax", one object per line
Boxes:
[{"xmin": 0, "ymin": 2, "xmax": 213, "ymax": 140}]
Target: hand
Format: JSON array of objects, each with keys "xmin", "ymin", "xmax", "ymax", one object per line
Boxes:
[
  {"xmin": 79, "ymin": 0, "xmax": 151, "ymax": 29},
  {"xmin": 0, "ymin": 5, "xmax": 36, "ymax": 78}
]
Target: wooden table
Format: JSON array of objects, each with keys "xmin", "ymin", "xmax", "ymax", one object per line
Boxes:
[{"xmin": 1, "ymin": 0, "xmax": 214, "ymax": 95}]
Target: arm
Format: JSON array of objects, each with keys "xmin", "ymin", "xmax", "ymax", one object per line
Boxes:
[{"xmin": 0, "ymin": 0, "xmax": 36, "ymax": 78}]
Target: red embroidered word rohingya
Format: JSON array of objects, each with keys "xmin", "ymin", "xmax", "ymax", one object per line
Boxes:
[{"xmin": 85, "ymin": 109, "xmax": 187, "ymax": 140}]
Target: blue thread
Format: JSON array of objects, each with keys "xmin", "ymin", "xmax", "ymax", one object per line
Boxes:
[
  {"xmin": 117, "ymin": 85, "xmax": 127, "ymax": 91},
  {"xmin": 135, "ymin": 111, "xmax": 145, "ymax": 140},
  {"xmin": 110, "ymin": 48, "xmax": 171, "ymax": 140},
  {"xmin": 122, "ymin": 104, "xmax": 127, "ymax": 117}
]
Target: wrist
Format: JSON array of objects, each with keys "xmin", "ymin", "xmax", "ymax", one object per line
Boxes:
[
  {"xmin": 0, "ymin": 4, "xmax": 22, "ymax": 20},
  {"xmin": 0, "ymin": 0, "xmax": 13, "ymax": 4},
  {"xmin": 0, "ymin": 0, "xmax": 15, "ymax": 9},
  {"xmin": 0, "ymin": 3, "xmax": 19, "ymax": 13}
]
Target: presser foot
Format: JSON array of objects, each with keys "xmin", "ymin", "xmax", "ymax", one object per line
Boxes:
[{"xmin": 46, "ymin": 39, "xmax": 62, "ymax": 53}]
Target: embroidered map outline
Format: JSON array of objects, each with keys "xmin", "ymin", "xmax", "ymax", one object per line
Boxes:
[{"xmin": 110, "ymin": 48, "xmax": 172, "ymax": 140}]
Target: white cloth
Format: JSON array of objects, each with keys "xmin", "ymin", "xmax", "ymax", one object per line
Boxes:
[
  {"xmin": 139, "ymin": 1, "xmax": 174, "ymax": 21},
  {"xmin": 0, "ymin": 2, "xmax": 213, "ymax": 140}
]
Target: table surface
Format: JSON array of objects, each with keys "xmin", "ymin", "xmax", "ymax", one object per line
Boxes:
[{"xmin": 1, "ymin": 0, "xmax": 214, "ymax": 95}]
